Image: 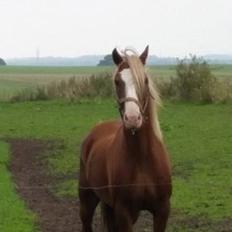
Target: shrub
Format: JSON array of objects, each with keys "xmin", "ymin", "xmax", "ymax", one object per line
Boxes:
[
  {"xmin": 156, "ymin": 56, "xmax": 232, "ymax": 103},
  {"xmin": 174, "ymin": 55, "xmax": 217, "ymax": 102},
  {"xmin": 157, "ymin": 56, "xmax": 219, "ymax": 103},
  {"xmin": 210, "ymin": 78, "xmax": 232, "ymax": 103}
]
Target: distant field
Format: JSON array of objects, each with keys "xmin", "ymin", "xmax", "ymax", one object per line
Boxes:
[
  {"xmin": 0, "ymin": 64, "xmax": 231, "ymax": 100},
  {"xmin": 0, "ymin": 66, "xmax": 112, "ymax": 99},
  {"xmin": 210, "ymin": 64, "xmax": 232, "ymax": 79}
]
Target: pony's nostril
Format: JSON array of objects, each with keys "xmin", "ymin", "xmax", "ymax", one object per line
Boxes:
[
  {"xmin": 124, "ymin": 114, "xmax": 142, "ymax": 123},
  {"xmin": 124, "ymin": 114, "xmax": 129, "ymax": 121}
]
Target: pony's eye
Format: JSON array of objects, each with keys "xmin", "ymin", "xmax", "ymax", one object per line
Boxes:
[
  {"xmin": 115, "ymin": 79, "xmax": 120, "ymax": 86},
  {"xmin": 145, "ymin": 77, "xmax": 149, "ymax": 85}
]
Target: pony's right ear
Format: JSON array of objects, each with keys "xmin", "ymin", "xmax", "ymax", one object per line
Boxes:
[
  {"xmin": 140, "ymin": 45, "xmax": 149, "ymax": 65},
  {"xmin": 112, "ymin": 48, "xmax": 123, "ymax": 66}
]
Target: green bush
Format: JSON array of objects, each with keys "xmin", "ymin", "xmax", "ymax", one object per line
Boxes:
[
  {"xmin": 174, "ymin": 55, "xmax": 217, "ymax": 102},
  {"xmin": 156, "ymin": 55, "xmax": 232, "ymax": 103}
]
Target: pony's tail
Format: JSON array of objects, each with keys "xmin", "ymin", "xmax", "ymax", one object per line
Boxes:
[{"xmin": 101, "ymin": 203, "xmax": 116, "ymax": 232}]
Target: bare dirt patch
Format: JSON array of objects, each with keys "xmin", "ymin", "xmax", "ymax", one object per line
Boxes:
[{"xmin": 8, "ymin": 139, "xmax": 82, "ymax": 232}]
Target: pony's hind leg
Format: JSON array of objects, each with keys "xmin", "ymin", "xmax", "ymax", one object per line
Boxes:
[{"xmin": 79, "ymin": 188, "xmax": 99, "ymax": 232}]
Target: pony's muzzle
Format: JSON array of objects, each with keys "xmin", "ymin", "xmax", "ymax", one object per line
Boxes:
[{"xmin": 123, "ymin": 112, "xmax": 142, "ymax": 130}]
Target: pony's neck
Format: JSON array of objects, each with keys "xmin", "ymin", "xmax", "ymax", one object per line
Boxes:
[{"xmin": 123, "ymin": 104, "xmax": 156, "ymax": 162}]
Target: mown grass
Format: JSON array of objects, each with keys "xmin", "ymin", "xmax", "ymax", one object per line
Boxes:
[
  {"xmin": 161, "ymin": 103, "xmax": 232, "ymax": 219},
  {"xmin": 0, "ymin": 141, "xmax": 36, "ymax": 232},
  {"xmin": 0, "ymin": 100, "xmax": 231, "ymax": 231}
]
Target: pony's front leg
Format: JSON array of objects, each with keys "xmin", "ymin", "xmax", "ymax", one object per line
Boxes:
[
  {"xmin": 114, "ymin": 205, "xmax": 135, "ymax": 232},
  {"xmin": 79, "ymin": 188, "xmax": 99, "ymax": 232},
  {"xmin": 153, "ymin": 199, "xmax": 170, "ymax": 232}
]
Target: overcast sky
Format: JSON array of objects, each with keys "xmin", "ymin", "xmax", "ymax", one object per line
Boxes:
[{"xmin": 0, "ymin": 0, "xmax": 231, "ymax": 58}]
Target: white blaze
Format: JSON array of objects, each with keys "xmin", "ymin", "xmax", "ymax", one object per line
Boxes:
[{"xmin": 120, "ymin": 69, "xmax": 140, "ymax": 116}]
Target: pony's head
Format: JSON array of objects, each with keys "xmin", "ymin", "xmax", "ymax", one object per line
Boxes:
[{"xmin": 112, "ymin": 46, "xmax": 151, "ymax": 131}]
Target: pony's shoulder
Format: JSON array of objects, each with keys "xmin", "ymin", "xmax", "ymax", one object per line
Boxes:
[
  {"xmin": 81, "ymin": 120, "xmax": 122, "ymax": 163},
  {"xmin": 93, "ymin": 120, "xmax": 122, "ymax": 130},
  {"xmin": 83, "ymin": 120, "xmax": 122, "ymax": 144}
]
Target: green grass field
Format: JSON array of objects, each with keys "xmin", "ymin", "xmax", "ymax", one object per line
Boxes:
[
  {"xmin": 0, "ymin": 99, "xmax": 231, "ymax": 231},
  {"xmin": 0, "ymin": 65, "xmax": 232, "ymax": 100}
]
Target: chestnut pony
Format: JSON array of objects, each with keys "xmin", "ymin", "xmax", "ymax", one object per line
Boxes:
[{"xmin": 79, "ymin": 46, "xmax": 172, "ymax": 232}]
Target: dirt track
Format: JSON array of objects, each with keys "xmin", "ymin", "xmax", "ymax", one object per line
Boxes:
[{"xmin": 9, "ymin": 139, "xmax": 84, "ymax": 232}]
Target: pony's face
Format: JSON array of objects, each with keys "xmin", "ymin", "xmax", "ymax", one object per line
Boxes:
[{"xmin": 112, "ymin": 46, "xmax": 149, "ymax": 131}]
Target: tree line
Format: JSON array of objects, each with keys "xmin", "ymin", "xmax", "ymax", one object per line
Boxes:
[{"xmin": 0, "ymin": 58, "xmax": 6, "ymax": 66}]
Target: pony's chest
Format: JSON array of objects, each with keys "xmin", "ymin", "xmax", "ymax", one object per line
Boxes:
[
  {"xmin": 113, "ymin": 173, "xmax": 158, "ymax": 211},
  {"xmin": 116, "ymin": 171, "xmax": 157, "ymax": 198},
  {"xmin": 133, "ymin": 171, "xmax": 157, "ymax": 195}
]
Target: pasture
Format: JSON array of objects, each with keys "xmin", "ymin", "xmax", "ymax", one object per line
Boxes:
[
  {"xmin": 0, "ymin": 99, "xmax": 231, "ymax": 231},
  {"xmin": 0, "ymin": 64, "xmax": 232, "ymax": 100}
]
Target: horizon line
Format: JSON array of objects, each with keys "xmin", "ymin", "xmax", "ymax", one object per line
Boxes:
[{"xmin": 5, "ymin": 53, "xmax": 232, "ymax": 60}]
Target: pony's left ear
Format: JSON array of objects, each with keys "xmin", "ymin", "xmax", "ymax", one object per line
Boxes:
[
  {"xmin": 112, "ymin": 48, "xmax": 123, "ymax": 66},
  {"xmin": 140, "ymin": 45, "xmax": 149, "ymax": 65}
]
